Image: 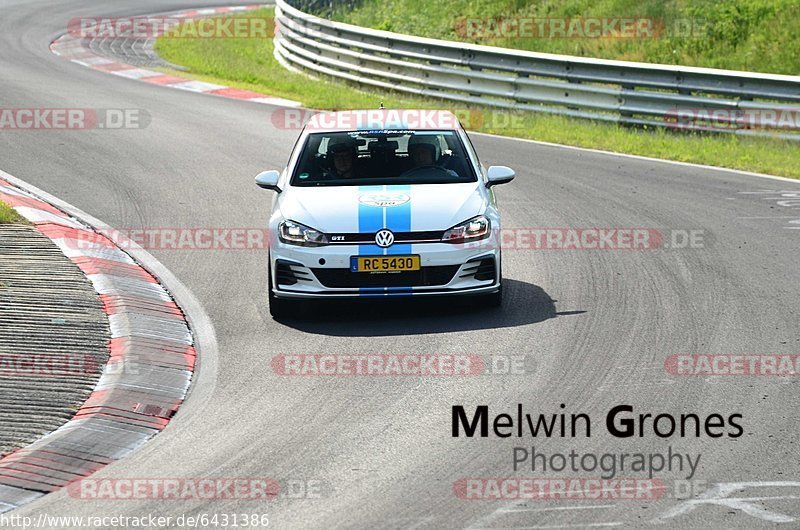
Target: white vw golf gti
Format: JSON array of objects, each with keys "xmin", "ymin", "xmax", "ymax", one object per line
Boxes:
[{"xmin": 256, "ymin": 109, "xmax": 515, "ymax": 317}]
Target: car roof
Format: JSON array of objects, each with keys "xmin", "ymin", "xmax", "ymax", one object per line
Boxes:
[{"xmin": 303, "ymin": 109, "xmax": 463, "ymax": 133}]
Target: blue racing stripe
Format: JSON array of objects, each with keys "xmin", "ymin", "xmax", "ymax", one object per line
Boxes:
[
  {"xmin": 358, "ymin": 185, "xmax": 385, "ymax": 296},
  {"xmin": 384, "ymin": 184, "xmax": 413, "ymax": 296}
]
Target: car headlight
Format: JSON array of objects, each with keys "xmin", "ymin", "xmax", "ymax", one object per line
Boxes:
[
  {"xmin": 442, "ymin": 215, "xmax": 491, "ymax": 243},
  {"xmin": 278, "ymin": 220, "xmax": 329, "ymax": 246}
]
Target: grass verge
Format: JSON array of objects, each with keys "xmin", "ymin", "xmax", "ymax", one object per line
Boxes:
[
  {"xmin": 0, "ymin": 201, "xmax": 25, "ymax": 224},
  {"xmin": 330, "ymin": 0, "xmax": 800, "ymax": 76},
  {"xmin": 155, "ymin": 7, "xmax": 799, "ymax": 179}
]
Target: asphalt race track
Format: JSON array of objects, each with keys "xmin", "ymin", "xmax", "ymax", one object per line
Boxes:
[{"xmin": 1, "ymin": 0, "xmax": 799, "ymax": 527}]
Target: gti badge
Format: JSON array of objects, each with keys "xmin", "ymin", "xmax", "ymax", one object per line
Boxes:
[{"xmin": 375, "ymin": 229, "xmax": 395, "ymax": 248}]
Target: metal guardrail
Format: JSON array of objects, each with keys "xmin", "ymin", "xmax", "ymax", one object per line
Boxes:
[{"xmin": 273, "ymin": 0, "xmax": 800, "ymax": 140}]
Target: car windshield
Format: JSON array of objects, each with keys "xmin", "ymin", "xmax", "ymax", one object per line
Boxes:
[{"xmin": 290, "ymin": 130, "xmax": 477, "ymax": 186}]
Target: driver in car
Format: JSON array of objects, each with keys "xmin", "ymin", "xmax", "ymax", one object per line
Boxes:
[
  {"xmin": 407, "ymin": 135, "xmax": 459, "ymax": 177},
  {"xmin": 324, "ymin": 138, "xmax": 359, "ymax": 179}
]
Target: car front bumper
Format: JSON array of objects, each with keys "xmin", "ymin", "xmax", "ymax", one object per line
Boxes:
[{"xmin": 270, "ymin": 238, "xmax": 501, "ymax": 299}]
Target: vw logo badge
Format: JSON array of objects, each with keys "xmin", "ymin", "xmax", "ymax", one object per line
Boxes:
[{"xmin": 375, "ymin": 229, "xmax": 395, "ymax": 248}]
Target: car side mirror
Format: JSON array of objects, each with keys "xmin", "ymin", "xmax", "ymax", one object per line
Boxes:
[
  {"xmin": 486, "ymin": 166, "xmax": 515, "ymax": 187},
  {"xmin": 255, "ymin": 170, "xmax": 282, "ymax": 192}
]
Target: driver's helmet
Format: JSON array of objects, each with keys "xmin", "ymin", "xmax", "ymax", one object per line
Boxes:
[{"xmin": 407, "ymin": 135, "xmax": 441, "ymax": 162}]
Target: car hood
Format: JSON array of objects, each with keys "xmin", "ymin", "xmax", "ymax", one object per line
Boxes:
[{"xmin": 277, "ymin": 183, "xmax": 487, "ymax": 233}]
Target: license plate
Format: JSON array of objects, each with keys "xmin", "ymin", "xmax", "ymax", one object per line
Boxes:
[{"xmin": 350, "ymin": 255, "xmax": 421, "ymax": 272}]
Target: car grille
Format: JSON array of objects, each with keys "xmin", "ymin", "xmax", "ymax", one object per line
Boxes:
[
  {"xmin": 311, "ymin": 266, "xmax": 460, "ymax": 288},
  {"xmin": 326, "ymin": 230, "xmax": 445, "ymax": 244}
]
